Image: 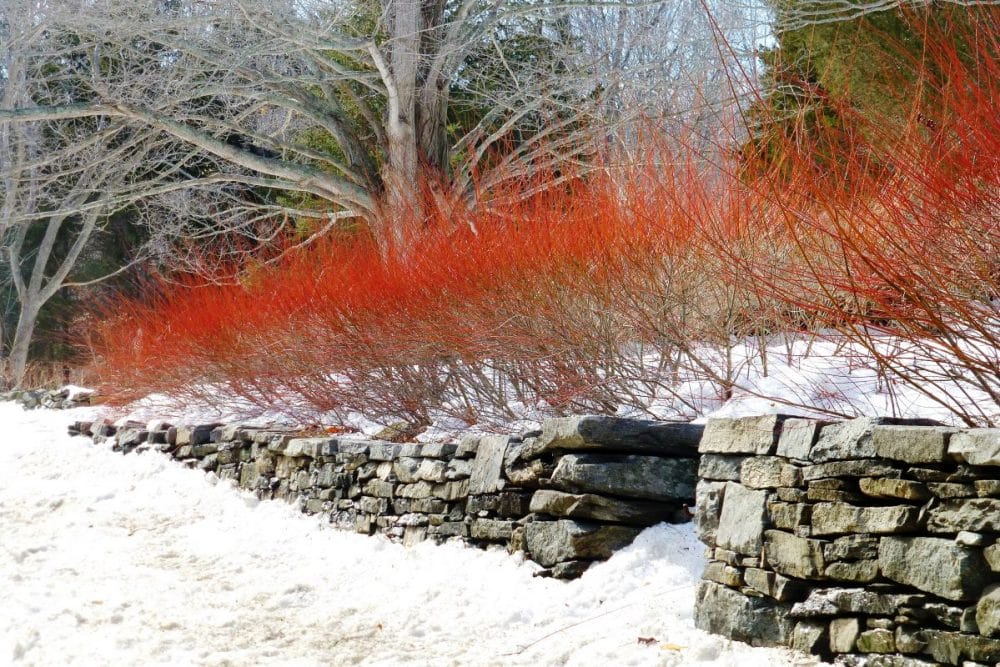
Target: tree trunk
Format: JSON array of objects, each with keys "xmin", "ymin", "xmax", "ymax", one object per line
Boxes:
[{"xmin": 8, "ymin": 300, "xmax": 39, "ymax": 388}]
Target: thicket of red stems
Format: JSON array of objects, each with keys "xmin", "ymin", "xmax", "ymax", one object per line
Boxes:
[
  {"xmin": 719, "ymin": 7, "xmax": 1000, "ymax": 424},
  {"xmin": 88, "ymin": 6, "xmax": 1000, "ymax": 426}
]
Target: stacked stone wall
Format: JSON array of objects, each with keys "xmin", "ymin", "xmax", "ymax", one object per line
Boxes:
[
  {"xmin": 694, "ymin": 414, "xmax": 1000, "ymax": 666},
  {"xmin": 70, "ymin": 415, "xmax": 701, "ymax": 579}
]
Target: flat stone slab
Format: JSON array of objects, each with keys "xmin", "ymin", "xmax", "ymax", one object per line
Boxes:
[
  {"xmin": 740, "ymin": 456, "xmax": 802, "ymax": 488},
  {"xmin": 549, "ymin": 453, "xmax": 697, "ymax": 502},
  {"xmin": 468, "ymin": 435, "xmax": 509, "ymax": 494},
  {"xmin": 699, "ymin": 415, "xmax": 790, "ymax": 455},
  {"xmin": 698, "ymin": 454, "xmax": 748, "ymax": 481},
  {"xmin": 776, "ymin": 418, "xmax": 828, "ymax": 460},
  {"xmin": 811, "ymin": 502, "xmax": 921, "ymax": 536},
  {"xmin": 879, "ymin": 536, "xmax": 989, "ymax": 601},
  {"xmin": 873, "ymin": 425, "xmax": 956, "ymax": 464},
  {"xmin": 521, "ymin": 416, "xmax": 702, "ymax": 458},
  {"xmin": 529, "ymin": 489, "xmax": 679, "ymax": 525},
  {"xmin": 810, "ymin": 417, "xmax": 943, "ymax": 463}
]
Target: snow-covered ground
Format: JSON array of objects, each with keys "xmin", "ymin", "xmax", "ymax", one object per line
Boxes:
[{"xmin": 0, "ymin": 402, "xmax": 821, "ymax": 666}]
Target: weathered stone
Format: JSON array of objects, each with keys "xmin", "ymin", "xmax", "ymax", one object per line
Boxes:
[
  {"xmin": 825, "ymin": 560, "xmax": 878, "ymax": 583},
  {"xmin": 445, "ymin": 459, "xmax": 473, "ymax": 481},
  {"xmin": 432, "ymin": 479, "xmax": 469, "ymax": 501},
  {"xmin": 811, "ymin": 502, "xmax": 921, "ymax": 536},
  {"xmin": 983, "ymin": 543, "xmax": 1000, "ymax": 571},
  {"xmin": 694, "ymin": 481, "xmax": 725, "ymax": 545},
  {"xmin": 391, "ymin": 457, "xmax": 421, "ymax": 483},
  {"xmin": 859, "ymin": 478, "xmax": 932, "ymax": 501},
  {"xmin": 698, "ymin": 454, "xmax": 748, "ymax": 481},
  {"xmin": 549, "ymin": 453, "xmax": 697, "ymax": 502},
  {"xmin": 811, "ymin": 417, "xmax": 941, "ymax": 463},
  {"xmin": 976, "ymin": 585, "xmax": 1000, "ymax": 638},
  {"xmin": 699, "ymin": 415, "xmax": 789, "ymax": 455},
  {"xmin": 693, "ymin": 581, "xmax": 794, "ymax": 646},
  {"xmin": 764, "ymin": 530, "xmax": 825, "ymax": 579},
  {"xmin": 806, "ymin": 478, "xmax": 865, "ymax": 503},
  {"xmin": 550, "ymin": 560, "xmax": 593, "ymax": 579},
  {"xmin": 284, "ymin": 437, "xmax": 331, "ymax": 458},
  {"xmin": 768, "ymin": 501, "xmax": 810, "ymax": 530},
  {"xmin": 802, "ymin": 459, "xmax": 901, "ymax": 480},
  {"xmin": 175, "ymin": 423, "xmax": 223, "ymax": 446},
  {"xmin": 743, "ymin": 568, "xmax": 807, "ymax": 602},
  {"xmin": 367, "ymin": 441, "xmax": 402, "ymax": 461},
  {"xmin": 956, "ymin": 531, "xmax": 985, "ymax": 547},
  {"xmin": 791, "ymin": 588, "xmax": 926, "ymax": 618},
  {"xmin": 776, "ymin": 487, "xmax": 807, "ymax": 502},
  {"xmin": 363, "ymin": 479, "xmax": 396, "ymax": 498},
  {"xmin": 427, "ymin": 521, "xmax": 467, "ymax": 538},
  {"xmin": 415, "ymin": 459, "xmax": 448, "ymax": 483},
  {"xmin": 525, "ymin": 415, "xmax": 703, "ymax": 458},
  {"xmin": 873, "ymin": 425, "xmax": 956, "ymax": 464},
  {"xmin": 716, "ymin": 483, "xmax": 768, "ymax": 556},
  {"xmin": 948, "ymin": 429, "xmax": 1000, "ymax": 466},
  {"xmin": 702, "ymin": 561, "xmax": 743, "ymax": 587},
  {"xmin": 974, "ymin": 479, "xmax": 1000, "ymax": 497},
  {"xmin": 927, "ymin": 498, "xmax": 1000, "ymax": 533},
  {"xmin": 469, "ymin": 519, "xmax": 514, "ymax": 541},
  {"xmin": 359, "ymin": 496, "xmax": 389, "ymax": 514},
  {"xmin": 529, "ymin": 489, "xmax": 679, "ymax": 525},
  {"xmin": 418, "ymin": 442, "xmax": 458, "ymax": 458},
  {"xmin": 791, "ymin": 621, "xmax": 827, "ymax": 654},
  {"xmin": 823, "ymin": 534, "xmax": 880, "ymax": 562},
  {"xmin": 829, "ymin": 617, "xmax": 860, "ymax": 653},
  {"xmin": 525, "ymin": 520, "xmax": 640, "ymax": 567},
  {"xmin": 928, "ymin": 482, "xmax": 976, "ymax": 498},
  {"xmin": 776, "ymin": 418, "xmax": 828, "ymax": 460},
  {"xmin": 714, "ymin": 547, "xmax": 739, "ymax": 565},
  {"xmin": 740, "ymin": 456, "xmax": 801, "ymax": 488},
  {"xmin": 846, "ymin": 657, "xmax": 937, "ymax": 667},
  {"xmin": 923, "ymin": 629, "xmax": 1000, "ymax": 665},
  {"xmin": 468, "ymin": 435, "xmax": 509, "ymax": 495},
  {"xmin": 858, "ymin": 628, "xmax": 896, "ymax": 653},
  {"xmin": 879, "ymin": 537, "xmax": 988, "ymax": 601},
  {"xmin": 895, "ymin": 626, "xmax": 927, "ymax": 654}
]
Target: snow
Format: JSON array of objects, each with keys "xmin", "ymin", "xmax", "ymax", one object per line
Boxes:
[{"xmin": 0, "ymin": 402, "xmax": 822, "ymax": 667}]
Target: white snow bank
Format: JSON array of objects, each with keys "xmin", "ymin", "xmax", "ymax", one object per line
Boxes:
[{"xmin": 0, "ymin": 402, "xmax": 822, "ymax": 666}]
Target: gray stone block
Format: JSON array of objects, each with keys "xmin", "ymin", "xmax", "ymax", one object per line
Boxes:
[
  {"xmin": 811, "ymin": 502, "xmax": 921, "ymax": 536},
  {"xmin": 693, "ymin": 581, "xmax": 794, "ymax": 646},
  {"xmin": 764, "ymin": 529, "xmax": 826, "ymax": 579},
  {"xmin": 525, "ymin": 520, "xmax": 640, "ymax": 567},
  {"xmin": 948, "ymin": 429, "xmax": 1000, "ymax": 466},
  {"xmin": 776, "ymin": 418, "xmax": 828, "ymax": 460},
  {"xmin": 699, "ymin": 415, "xmax": 790, "ymax": 455},
  {"xmin": 529, "ymin": 489, "xmax": 680, "ymax": 525},
  {"xmin": 525, "ymin": 415, "xmax": 703, "ymax": 458},
  {"xmin": 715, "ymin": 483, "xmax": 768, "ymax": 556},
  {"xmin": 879, "ymin": 536, "xmax": 989, "ymax": 601},
  {"xmin": 468, "ymin": 435, "xmax": 509, "ymax": 495},
  {"xmin": 698, "ymin": 454, "xmax": 748, "ymax": 481},
  {"xmin": 695, "ymin": 481, "xmax": 725, "ymax": 545},
  {"xmin": 928, "ymin": 498, "xmax": 1000, "ymax": 533},
  {"xmin": 811, "ymin": 418, "xmax": 942, "ymax": 463},
  {"xmin": 740, "ymin": 456, "xmax": 802, "ymax": 488},
  {"xmin": 549, "ymin": 453, "xmax": 697, "ymax": 502},
  {"xmin": 873, "ymin": 425, "xmax": 956, "ymax": 463}
]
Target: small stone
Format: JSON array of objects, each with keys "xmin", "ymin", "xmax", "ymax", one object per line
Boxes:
[
  {"xmin": 693, "ymin": 581, "xmax": 794, "ymax": 646},
  {"xmin": 895, "ymin": 626, "xmax": 927, "ymax": 653},
  {"xmin": 468, "ymin": 435, "xmax": 509, "ymax": 494},
  {"xmin": 829, "ymin": 617, "xmax": 860, "ymax": 653},
  {"xmin": 956, "ymin": 531, "xmax": 985, "ymax": 547},
  {"xmin": 740, "ymin": 456, "xmax": 801, "ymax": 488},
  {"xmin": 714, "ymin": 548, "xmax": 739, "ymax": 565},
  {"xmin": 977, "ymin": 584, "xmax": 1000, "ymax": 637},
  {"xmin": 776, "ymin": 487, "xmax": 807, "ymax": 502},
  {"xmin": 550, "ymin": 560, "xmax": 592, "ymax": 579},
  {"xmin": 859, "ymin": 478, "xmax": 931, "ymax": 501},
  {"xmin": 420, "ymin": 442, "xmax": 458, "ymax": 458},
  {"xmin": 694, "ymin": 481, "xmax": 725, "ymax": 545},
  {"xmin": 469, "ymin": 518, "xmax": 514, "ymax": 542},
  {"xmin": 791, "ymin": 621, "xmax": 827, "ymax": 653},
  {"xmin": 699, "ymin": 415, "xmax": 790, "ymax": 455},
  {"xmin": 702, "ymin": 561, "xmax": 743, "ymax": 587},
  {"xmin": 975, "ymin": 480, "xmax": 1000, "ymax": 497},
  {"xmin": 825, "ymin": 560, "xmax": 878, "ymax": 583},
  {"xmin": 811, "ymin": 502, "xmax": 921, "ymax": 536},
  {"xmin": 802, "ymin": 459, "xmax": 901, "ymax": 480},
  {"xmin": 857, "ymin": 628, "xmax": 896, "ymax": 653},
  {"xmin": 698, "ymin": 454, "xmax": 748, "ymax": 481},
  {"xmin": 768, "ymin": 502, "xmax": 810, "ymax": 530},
  {"xmin": 983, "ymin": 543, "xmax": 1000, "ymax": 571},
  {"xmin": 824, "ymin": 534, "xmax": 880, "ymax": 561},
  {"xmin": 524, "ymin": 520, "xmax": 640, "ymax": 567},
  {"xmin": 928, "ymin": 482, "xmax": 976, "ymax": 498},
  {"xmin": 763, "ymin": 530, "xmax": 825, "ymax": 579}
]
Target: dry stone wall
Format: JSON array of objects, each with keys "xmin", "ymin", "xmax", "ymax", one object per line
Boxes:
[
  {"xmin": 69, "ymin": 415, "xmax": 701, "ymax": 579},
  {"xmin": 694, "ymin": 414, "xmax": 1000, "ymax": 666}
]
